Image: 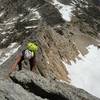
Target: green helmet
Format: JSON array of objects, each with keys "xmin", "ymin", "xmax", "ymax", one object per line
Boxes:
[{"xmin": 26, "ymin": 42, "xmax": 38, "ymax": 53}]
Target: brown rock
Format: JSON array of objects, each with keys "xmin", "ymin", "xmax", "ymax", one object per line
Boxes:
[{"xmin": 35, "ymin": 23, "xmax": 79, "ymax": 81}]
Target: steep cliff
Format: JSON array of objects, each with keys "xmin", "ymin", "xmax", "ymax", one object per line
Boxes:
[
  {"xmin": 0, "ymin": 70, "xmax": 99, "ymax": 100},
  {"xmin": 0, "ymin": 0, "xmax": 79, "ymax": 81},
  {"xmin": 0, "ymin": 0, "xmax": 100, "ymax": 99},
  {"xmin": 71, "ymin": 0, "xmax": 100, "ymax": 37}
]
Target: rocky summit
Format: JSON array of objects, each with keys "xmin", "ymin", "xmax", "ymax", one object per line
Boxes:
[{"xmin": 0, "ymin": 0, "xmax": 100, "ymax": 100}]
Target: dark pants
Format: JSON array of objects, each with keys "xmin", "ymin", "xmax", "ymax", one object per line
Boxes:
[{"xmin": 18, "ymin": 53, "xmax": 36, "ymax": 71}]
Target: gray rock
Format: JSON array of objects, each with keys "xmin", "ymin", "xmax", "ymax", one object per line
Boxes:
[
  {"xmin": 10, "ymin": 70, "xmax": 100, "ymax": 100},
  {"xmin": 0, "ymin": 0, "xmax": 68, "ymax": 80},
  {"xmin": 38, "ymin": 2, "xmax": 65, "ymax": 26},
  {"xmin": 0, "ymin": 23, "xmax": 79, "ymax": 81},
  {"xmin": 0, "ymin": 0, "xmax": 65, "ymax": 48},
  {"xmin": 57, "ymin": 0, "xmax": 71, "ymax": 5},
  {"xmin": 71, "ymin": 0, "xmax": 100, "ymax": 37},
  {"xmin": 0, "ymin": 79, "xmax": 48, "ymax": 100}
]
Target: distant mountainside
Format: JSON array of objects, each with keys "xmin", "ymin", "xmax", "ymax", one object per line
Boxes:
[{"xmin": 71, "ymin": 0, "xmax": 100, "ymax": 37}]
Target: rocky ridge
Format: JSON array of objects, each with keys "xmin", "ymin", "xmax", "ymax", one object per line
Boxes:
[
  {"xmin": 71, "ymin": 0, "xmax": 100, "ymax": 37},
  {"xmin": 0, "ymin": 0, "xmax": 100, "ymax": 99},
  {"xmin": 0, "ymin": 70, "xmax": 99, "ymax": 100}
]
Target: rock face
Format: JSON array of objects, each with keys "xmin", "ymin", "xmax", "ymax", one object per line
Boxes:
[
  {"xmin": 0, "ymin": 0, "xmax": 64, "ymax": 48},
  {"xmin": 35, "ymin": 23, "xmax": 79, "ymax": 81},
  {"xmin": 38, "ymin": 3, "xmax": 65, "ymax": 26},
  {"xmin": 0, "ymin": 0, "xmax": 100, "ymax": 99},
  {"xmin": 0, "ymin": 70, "xmax": 99, "ymax": 100},
  {"xmin": 9, "ymin": 70, "xmax": 100, "ymax": 100},
  {"xmin": 0, "ymin": 0, "xmax": 69, "ymax": 80},
  {"xmin": 71, "ymin": 0, "xmax": 100, "ymax": 37},
  {"xmin": 0, "ymin": 79, "xmax": 47, "ymax": 100},
  {"xmin": 57, "ymin": 0, "xmax": 71, "ymax": 5},
  {"xmin": 0, "ymin": 23, "xmax": 79, "ymax": 81}
]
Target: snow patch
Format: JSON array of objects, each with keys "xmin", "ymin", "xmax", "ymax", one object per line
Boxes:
[
  {"xmin": 53, "ymin": 0, "xmax": 73, "ymax": 21},
  {"xmin": 20, "ymin": 8, "xmax": 40, "ymax": 23},
  {"xmin": 1, "ymin": 38, "xmax": 7, "ymax": 43},
  {"xmin": 29, "ymin": 18, "xmax": 37, "ymax": 21},
  {"xmin": 25, "ymin": 26, "xmax": 37, "ymax": 29},
  {"xmin": 63, "ymin": 45, "xmax": 100, "ymax": 98},
  {"xmin": 0, "ymin": 43, "xmax": 20, "ymax": 65},
  {"xmin": 0, "ymin": 11, "xmax": 5, "ymax": 17},
  {"xmin": 19, "ymin": 14, "xmax": 23, "ymax": 17},
  {"xmin": 1, "ymin": 32, "xmax": 6, "ymax": 35},
  {"xmin": 28, "ymin": 8, "xmax": 41, "ymax": 19},
  {"xmin": 0, "ymin": 50, "xmax": 3, "ymax": 56},
  {"xmin": 6, "ymin": 22, "xmax": 15, "ymax": 25},
  {"xmin": 12, "ymin": 17, "xmax": 19, "ymax": 21},
  {"xmin": 8, "ymin": 43, "xmax": 18, "ymax": 48},
  {"xmin": 0, "ymin": 28, "xmax": 3, "ymax": 31}
]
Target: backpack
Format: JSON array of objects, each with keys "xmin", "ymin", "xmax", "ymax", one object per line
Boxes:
[{"xmin": 24, "ymin": 49, "xmax": 34, "ymax": 59}]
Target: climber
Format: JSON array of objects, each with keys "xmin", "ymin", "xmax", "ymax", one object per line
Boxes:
[{"xmin": 10, "ymin": 42, "xmax": 39, "ymax": 73}]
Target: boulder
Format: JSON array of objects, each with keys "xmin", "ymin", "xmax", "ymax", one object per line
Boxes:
[
  {"xmin": 0, "ymin": 79, "xmax": 47, "ymax": 100},
  {"xmin": 10, "ymin": 70, "xmax": 100, "ymax": 100}
]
